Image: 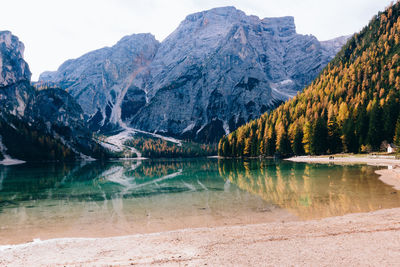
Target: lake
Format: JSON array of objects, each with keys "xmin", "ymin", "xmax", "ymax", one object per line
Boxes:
[{"xmin": 0, "ymin": 158, "xmax": 399, "ymax": 245}]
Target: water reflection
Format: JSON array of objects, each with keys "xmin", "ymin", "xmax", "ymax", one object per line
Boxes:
[
  {"xmin": 1, "ymin": 158, "xmax": 399, "ymax": 245},
  {"xmin": 218, "ymin": 159, "xmax": 400, "ymax": 219},
  {"xmin": 0, "ymin": 159, "xmax": 279, "ymax": 245},
  {"xmin": 0, "ymin": 159, "xmax": 218, "ymax": 204}
]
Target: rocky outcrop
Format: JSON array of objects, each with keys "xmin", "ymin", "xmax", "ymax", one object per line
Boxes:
[
  {"xmin": 0, "ymin": 31, "xmax": 107, "ymax": 161},
  {"xmin": 0, "ymin": 31, "xmax": 31, "ymax": 87},
  {"xmin": 26, "ymin": 88, "xmax": 107, "ymax": 159},
  {"xmin": 0, "ymin": 31, "xmax": 33, "ymax": 118},
  {"xmin": 29, "ymin": 88, "xmax": 85, "ymax": 128},
  {"xmin": 39, "ymin": 7, "xmax": 349, "ymax": 142}
]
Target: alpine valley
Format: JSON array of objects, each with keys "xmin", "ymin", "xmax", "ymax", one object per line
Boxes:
[
  {"xmin": 3, "ymin": 2, "xmax": 400, "ymax": 266},
  {"xmin": 1, "ymin": 7, "xmax": 349, "ymax": 162}
]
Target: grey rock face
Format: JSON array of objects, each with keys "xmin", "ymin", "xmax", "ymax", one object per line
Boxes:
[
  {"xmin": 0, "ymin": 31, "xmax": 106, "ymax": 160},
  {"xmin": 0, "ymin": 31, "xmax": 31, "ymax": 88},
  {"xmin": 321, "ymin": 35, "xmax": 352, "ymax": 57},
  {"xmin": 39, "ymin": 7, "xmax": 349, "ymax": 142},
  {"xmin": 27, "ymin": 88, "xmax": 105, "ymax": 157},
  {"xmin": 0, "ymin": 31, "xmax": 33, "ymax": 118},
  {"xmin": 127, "ymin": 7, "xmax": 348, "ymax": 142},
  {"xmin": 28, "ymin": 88, "xmax": 85, "ymax": 130},
  {"xmin": 40, "ymin": 33, "xmax": 160, "ymax": 131}
]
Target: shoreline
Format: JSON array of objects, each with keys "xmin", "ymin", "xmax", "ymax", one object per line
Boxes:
[
  {"xmin": 1, "ymin": 156, "xmax": 400, "ymax": 265},
  {"xmin": 286, "ymin": 155, "xmax": 400, "ymax": 191},
  {"xmin": 1, "ymin": 208, "xmax": 400, "ymax": 265},
  {"xmin": 285, "ymin": 155, "xmax": 400, "ymax": 166}
]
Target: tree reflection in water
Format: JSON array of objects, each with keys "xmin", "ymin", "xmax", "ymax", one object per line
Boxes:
[{"xmin": 218, "ymin": 159, "xmax": 400, "ymax": 219}]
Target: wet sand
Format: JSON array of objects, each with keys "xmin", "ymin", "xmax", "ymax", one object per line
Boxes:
[
  {"xmin": 376, "ymin": 168, "xmax": 400, "ymax": 190},
  {"xmin": 1, "ymin": 208, "xmax": 400, "ymax": 266}
]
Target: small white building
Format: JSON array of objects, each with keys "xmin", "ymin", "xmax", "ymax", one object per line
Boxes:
[{"xmin": 387, "ymin": 144, "xmax": 397, "ymax": 153}]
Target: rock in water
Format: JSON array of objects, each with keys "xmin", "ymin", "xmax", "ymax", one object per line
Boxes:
[{"xmin": 39, "ymin": 7, "xmax": 349, "ymax": 142}]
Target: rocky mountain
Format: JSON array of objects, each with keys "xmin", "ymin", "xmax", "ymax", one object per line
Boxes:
[
  {"xmin": 218, "ymin": 2, "xmax": 400, "ymax": 157},
  {"xmin": 0, "ymin": 31, "xmax": 31, "ymax": 87},
  {"xmin": 0, "ymin": 31, "xmax": 33, "ymax": 118},
  {"xmin": 40, "ymin": 33, "xmax": 160, "ymax": 131},
  {"xmin": 39, "ymin": 7, "xmax": 349, "ymax": 142},
  {"xmin": 0, "ymin": 31, "xmax": 107, "ymax": 162}
]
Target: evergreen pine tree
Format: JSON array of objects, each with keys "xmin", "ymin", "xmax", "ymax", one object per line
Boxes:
[
  {"xmin": 266, "ymin": 130, "xmax": 276, "ymax": 156},
  {"xmin": 355, "ymin": 106, "xmax": 369, "ymax": 146},
  {"xmin": 383, "ymin": 96, "xmax": 399, "ymax": 142},
  {"xmin": 311, "ymin": 117, "xmax": 328, "ymax": 155},
  {"xmin": 278, "ymin": 132, "xmax": 292, "ymax": 156},
  {"xmin": 342, "ymin": 118, "xmax": 358, "ymax": 153},
  {"xmin": 367, "ymin": 103, "xmax": 384, "ymax": 150},
  {"xmin": 292, "ymin": 126, "xmax": 305, "ymax": 155},
  {"xmin": 394, "ymin": 115, "xmax": 400, "ymax": 146},
  {"xmin": 327, "ymin": 116, "xmax": 342, "ymax": 154}
]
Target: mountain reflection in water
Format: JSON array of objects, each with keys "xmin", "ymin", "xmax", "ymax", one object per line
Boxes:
[{"xmin": 0, "ymin": 158, "xmax": 399, "ymax": 244}]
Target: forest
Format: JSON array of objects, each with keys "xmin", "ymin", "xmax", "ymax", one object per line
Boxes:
[
  {"xmin": 0, "ymin": 114, "xmax": 76, "ymax": 161},
  {"xmin": 219, "ymin": 2, "xmax": 400, "ymax": 157},
  {"xmin": 125, "ymin": 136, "xmax": 217, "ymax": 158},
  {"xmin": 0, "ymin": 113, "xmax": 108, "ymax": 161}
]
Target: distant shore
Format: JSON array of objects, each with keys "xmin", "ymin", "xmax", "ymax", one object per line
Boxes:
[
  {"xmin": 286, "ymin": 155, "xmax": 400, "ymax": 191},
  {"xmin": 1, "ymin": 207, "xmax": 400, "ymax": 266}
]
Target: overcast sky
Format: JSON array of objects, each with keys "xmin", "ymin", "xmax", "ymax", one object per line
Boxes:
[{"xmin": 0, "ymin": 0, "xmax": 393, "ymax": 80}]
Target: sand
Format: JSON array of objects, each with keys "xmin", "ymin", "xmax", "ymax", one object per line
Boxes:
[
  {"xmin": 2, "ymin": 155, "xmax": 400, "ymax": 266},
  {"xmin": 1, "ymin": 207, "xmax": 400, "ymax": 266},
  {"xmin": 286, "ymin": 155, "xmax": 400, "ymax": 166}
]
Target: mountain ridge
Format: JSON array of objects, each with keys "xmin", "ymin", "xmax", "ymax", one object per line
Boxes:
[{"xmin": 39, "ymin": 6, "xmax": 349, "ymax": 143}]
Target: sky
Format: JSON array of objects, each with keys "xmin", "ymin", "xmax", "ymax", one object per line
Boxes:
[{"xmin": 0, "ymin": 0, "xmax": 394, "ymax": 80}]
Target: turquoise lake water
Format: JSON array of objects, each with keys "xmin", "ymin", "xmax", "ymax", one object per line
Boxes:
[{"xmin": 0, "ymin": 158, "xmax": 399, "ymax": 244}]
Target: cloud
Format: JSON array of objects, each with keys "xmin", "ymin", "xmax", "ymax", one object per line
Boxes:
[{"xmin": 0, "ymin": 0, "xmax": 392, "ymax": 80}]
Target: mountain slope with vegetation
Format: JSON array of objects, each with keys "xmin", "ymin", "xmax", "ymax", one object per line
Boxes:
[
  {"xmin": 219, "ymin": 2, "xmax": 400, "ymax": 157},
  {"xmin": 0, "ymin": 31, "xmax": 108, "ymax": 162}
]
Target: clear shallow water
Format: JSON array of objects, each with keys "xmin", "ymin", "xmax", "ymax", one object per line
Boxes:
[{"xmin": 0, "ymin": 158, "xmax": 399, "ymax": 245}]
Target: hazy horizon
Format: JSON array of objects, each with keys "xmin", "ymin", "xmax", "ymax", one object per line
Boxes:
[{"xmin": 0, "ymin": 0, "xmax": 393, "ymax": 80}]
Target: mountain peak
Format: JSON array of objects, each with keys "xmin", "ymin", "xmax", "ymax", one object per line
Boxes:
[
  {"xmin": 117, "ymin": 33, "xmax": 158, "ymax": 45},
  {"xmin": 184, "ymin": 6, "xmax": 245, "ymax": 22}
]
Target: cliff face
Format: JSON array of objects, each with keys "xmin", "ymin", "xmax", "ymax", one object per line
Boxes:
[
  {"xmin": 40, "ymin": 33, "xmax": 160, "ymax": 131},
  {"xmin": 0, "ymin": 31, "xmax": 107, "ymax": 161},
  {"xmin": 39, "ymin": 7, "xmax": 349, "ymax": 142},
  {"xmin": 128, "ymin": 8, "xmax": 348, "ymax": 142},
  {"xmin": 0, "ymin": 31, "xmax": 33, "ymax": 118},
  {"xmin": 0, "ymin": 31, "xmax": 31, "ymax": 87}
]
